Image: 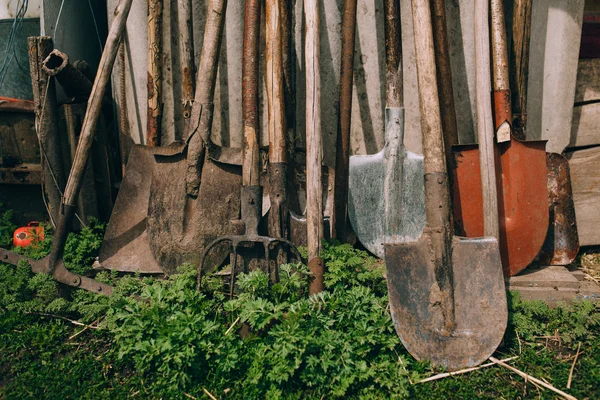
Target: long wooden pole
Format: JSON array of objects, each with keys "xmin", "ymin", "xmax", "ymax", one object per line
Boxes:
[
  {"xmin": 474, "ymin": 0, "xmax": 500, "ymax": 238},
  {"xmin": 305, "ymin": 0, "xmax": 324, "ymax": 294},
  {"xmin": 178, "ymin": 0, "xmax": 195, "ymax": 126},
  {"xmin": 147, "ymin": 0, "xmax": 163, "ymax": 146}
]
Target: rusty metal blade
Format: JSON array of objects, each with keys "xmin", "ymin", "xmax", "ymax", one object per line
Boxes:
[
  {"xmin": 98, "ymin": 145, "xmax": 163, "ymax": 273},
  {"xmin": 146, "ymin": 153, "xmax": 243, "ymax": 274},
  {"xmin": 385, "ymin": 234, "xmax": 507, "ymax": 370},
  {"xmin": 538, "ymin": 153, "xmax": 579, "ymax": 265},
  {"xmin": 349, "ymin": 108, "xmax": 425, "ymax": 258},
  {"xmin": 453, "ymin": 137, "xmax": 549, "ymax": 276}
]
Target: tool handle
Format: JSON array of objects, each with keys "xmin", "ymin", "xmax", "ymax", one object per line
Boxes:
[
  {"xmin": 184, "ymin": 0, "xmax": 227, "ymax": 196},
  {"xmin": 147, "ymin": 0, "xmax": 163, "ymax": 147},
  {"xmin": 432, "ymin": 0, "xmax": 459, "ymax": 166},
  {"xmin": 177, "ymin": 0, "xmax": 195, "ymax": 122},
  {"xmin": 305, "ymin": 0, "xmax": 324, "ymax": 293},
  {"xmin": 333, "ymin": 0, "xmax": 358, "ymax": 241},
  {"xmin": 266, "ymin": 0, "xmax": 286, "ymax": 164},
  {"xmin": 475, "ymin": 0, "xmax": 500, "ymax": 238},
  {"xmin": 509, "ymin": 0, "xmax": 532, "ymax": 139},
  {"xmin": 384, "ymin": 0, "xmax": 402, "ymax": 108},
  {"xmin": 63, "ymin": 0, "xmax": 133, "ymax": 208},
  {"xmin": 491, "ymin": 0, "xmax": 512, "ymax": 140},
  {"xmin": 242, "ymin": 0, "xmax": 261, "ymax": 187}
]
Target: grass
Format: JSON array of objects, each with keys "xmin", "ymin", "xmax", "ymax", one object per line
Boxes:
[{"xmin": 0, "ymin": 212, "xmax": 598, "ymax": 399}]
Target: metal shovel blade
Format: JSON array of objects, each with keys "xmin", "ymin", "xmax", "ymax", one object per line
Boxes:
[
  {"xmin": 453, "ymin": 138, "xmax": 549, "ymax": 276},
  {"xmin": 146, "ymin": 152, "xmax": 243, "ymax": 274},
  {"xmin": 98, "ymin": 145, "xmax": 163, "ymax": 273},
  {"xmin": 385, "ymin": 233, "xmax": 507, "ymax": 370},
  {"xmin": 538, "ymin": 153, "xmax": 579, "ymax": 265},
  {"xmin": 348, "ymin": 108, "xmax": 425, "ymax": 258}
]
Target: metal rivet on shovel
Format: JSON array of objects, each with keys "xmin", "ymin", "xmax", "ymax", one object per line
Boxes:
[{"xmin": 384, "ymin": 0, "xmax": 507, "ymax": 371}]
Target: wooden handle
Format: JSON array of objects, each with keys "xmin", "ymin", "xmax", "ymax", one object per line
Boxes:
[
  {"xmin": 333, "ymin": 0, "xmax": 358, "ymax": 241},
  {"xmin": 384, "ymin": 0, "xmax": 402, "ymax": 108},
  {"xmin": 63, "ymin": 0, "xmax": 133, "ymax": 207},
  {"xmin": 509, "ymin": 0, "xmax": 532, "ymax": 139},
  {"xmin": 491, "ymin": 0, "xmax": 512, "ymax": 140},
  {"xmin": 147, "ymin": 0, "xmax": 163, "ymax": 146},
  {"xmin": 432, "ymin": 0, "xmax": 458, "ymax": 164},
  {"xmin": 475, "ymin": 0, "xmax": 500, "ymax": 238},
  {"xmin": 266, "ymin": 0, "xmax": 286, "ymax": 164},
  {"xmin": 177, "ymin": 0, "xmax": 195, "ymax": 121},
  {"xmin": 242, "ymin": 0, "xmax": 261, "ymax": 186},
  {"xmin": 305, "ymin": 0, "xmax": 323, "ymax": 263}
]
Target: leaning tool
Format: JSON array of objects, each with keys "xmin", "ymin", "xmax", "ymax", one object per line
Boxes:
[
  {"xmin": 98, "ymin": 0, "xmax": 242, "ymax": 274},
  {"xmin": 333, "ymin": 0, "xmax": 358, "ymax": 242},
  {"xmin": 347, "ymin": 0, "xmax": 425, "ymax": 259},
  {"xmin": 0, "ymin": 0, "xmax": 134, "ymax": 296},
  {"xmin": 452, "ymin": 0, "xmax": 548, "ymax": 276},
  {"xmin": 197, "ymin": 0, "xmax": 300, "ymax": 290},
  {"xmin": 384, "ymin": 0, "xmax": 507, "ymax": 371},
  {"xmin": 507, "ymin": 0, "xmax": 580, "ymax": 265},
  {"xmin": 305, "ymin": 0, "xmax": 325, "ymax": 294}
]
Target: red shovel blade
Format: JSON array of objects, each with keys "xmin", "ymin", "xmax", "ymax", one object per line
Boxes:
[{"xmin": 453, "ymin": 138, "xmax": 549, "ymax": 276}]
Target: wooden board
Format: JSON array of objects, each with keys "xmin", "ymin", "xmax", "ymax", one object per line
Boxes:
[
  {"xmin": 569, "ymin": 58, "xmax": 600, "ymax": 149},
  {"xmin": 567, "ymin": 146, "xmax": 600, "ymax": 246}
]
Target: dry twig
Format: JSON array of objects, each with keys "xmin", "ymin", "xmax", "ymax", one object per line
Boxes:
[
  {"xmin": 416, "ymin": 356, "xmax": 519, "ymax": 384},
  {"xmin": 225, "ymin": 316, "xmax": 241, "ymax": 335},
  {"xmin": 202, "ymin": 387, "xmax": 218, "ymax": 400},
  {"xmin": 183, "ymin": 393, "xmax": 197, "ymax": 400},
  {"xmin": 69, "ymin": 317, "xmax": 103, "ymax": 340},
  {"xmin": 25, "ymin": 312, "xmax": 101, "ymax": 329},
  {"xmin": 567, "ymin": 342, "xmax": 582, "ymax": 389},
  {"xmin": 489, "ymin": 357, "xmax": 578, "ymax": 400}
]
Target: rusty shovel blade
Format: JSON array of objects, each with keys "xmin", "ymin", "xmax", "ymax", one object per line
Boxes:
[
  {"xmin": 385, "ymin": 233, "xmax": 507, "ymax": 370},
  {"xmin": 537, "ymin": 153, "xmax": 579, "ymax": 265},
  {"xmin": 453, "ymin": 137, "xmax": 549, "ymax": 276}
]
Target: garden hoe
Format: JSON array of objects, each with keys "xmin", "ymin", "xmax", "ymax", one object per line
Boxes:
[
  {"xmin": 384, "ymin": 0, "xmax": 507, "ymax": 371},
  {"xmin": 507, "ymin": 0, "xmax": 580, "ymax": 266},
  {"xmin": 452, "ymin": 0, "xmax": 548, "ymax": 276},
  {"xmin": 347, "ymin": 0, "xmax": 425, "ymax": 259},
  {"xmin": 0, "ymin": 0, "xmax": 134, "ymax": 296},
  {"xmin": 198, "ymin": 0, "xmax": 300, "ymax": 291},
  {"xmin": 305, "ymin": 0, "xmax": 325, "ymax": 294},
  {"xmin": 99, "ymin": 0, "xmax": 242, "ymax": 274}
]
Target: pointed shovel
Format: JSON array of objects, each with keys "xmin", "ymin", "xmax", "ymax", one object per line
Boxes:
[
  {"xmin": 384, "ymin": 0, "xmax": 507, "ymax": 371},
  {"xmin": 347, "ymin": 0, "xmax": 425, "ymax": 259},
  {"xmin": 452, "ymin": 0, "xmax": 549, "ymax": 276}
]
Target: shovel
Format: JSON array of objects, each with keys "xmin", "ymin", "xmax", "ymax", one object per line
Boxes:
[
  {"xmin": 452, "ymin": 0, "xmax": 549, "ymax": 276},
  {"xmin": 98, "ymin": 0, "xmax": 242, "ymax": 274},
  {"xmin": 0, "ymin": 0, "xmax": 134, "ymax": 295},
  {"xmin": 384, "ymin": 0, "xmax": 507, "ymax": 370},
  {"xmin": 347, "ymin": 0, "xmax": 424, "ymax": 259},
  {"xmin": 198, "ymin": 0, "xmax": 300, "ymax": 289},
  {"xmin": 507, "ymin": 0, "xmax": 580, "ymax": 266}
]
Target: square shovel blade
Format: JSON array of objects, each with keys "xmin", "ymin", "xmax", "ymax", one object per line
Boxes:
[{"xmin": 384, "ymin": 234, "xmax": 507, "ymax": 370}]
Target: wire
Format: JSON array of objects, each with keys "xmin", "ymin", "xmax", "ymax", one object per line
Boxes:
[
  {"xmin": 53, "ymin": 0, "xmax": 66, "ymax": 41},
  {"xmin": 88, "ymin": 0, "xmax": 104, "ymax": 53},
  {"xmin": 0, "ymin": 0, "xmax": 29, "ymax": 90}
]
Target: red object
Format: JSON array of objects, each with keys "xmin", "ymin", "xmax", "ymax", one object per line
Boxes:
[{"xmin": 13, "ymin": 222, "xmax": 45, "ymax": 247}]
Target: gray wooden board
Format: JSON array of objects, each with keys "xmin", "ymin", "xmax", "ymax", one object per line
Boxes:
[
  {"xmin": 569, "ymin": 58, "xmax": 600, "ymax": 149},
  {"xmin": 506, "ymin": 265, "xmax": 600, "ymax": 306},
  {"xmin": 566, "ymin": 145, "xmax": 600, "ymax": 247}
]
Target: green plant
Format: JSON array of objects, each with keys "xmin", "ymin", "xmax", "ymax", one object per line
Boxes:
[{"xmin": 0, "ymin": 204, "xmax": 17, "ymax": 246}]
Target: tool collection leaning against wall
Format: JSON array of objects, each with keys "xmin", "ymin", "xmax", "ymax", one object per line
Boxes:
[{"xmin": 1, "ymin": 0, "xmax": 592, "ymax": 373}]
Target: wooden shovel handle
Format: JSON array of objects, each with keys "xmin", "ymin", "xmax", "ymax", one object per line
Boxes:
[
  {"xmin": 266, "ymin": 0, "xmax": 286, "ymax": 164},
  {"xmin": 475, "ymin": 0, "xmax": 500, "ymax": 238},
  {"xmin": 147, "ymin": 0, "xmax": 163, "ymax": 147},
  {"xmin": 177, "ymin": 0, "xmax": 195, "ymax": 121},
  {"xmin": 242, "ymin": 0, "xmax": 261, "ymax": 186},
  {"xmin": 384, "ymin": 0, "xmax": 402, "ymax": 108},
  {"xmin": 509, "ymin": 0, "xmax": 532, "ymax": 139},
  {"xmin": 333, "ymin": 0, "xmax": 358, "ymax": 241},
  {"xmin": 63, "ymin": 0, "xmax": 133, "ymax": 207},
  {"xmin": 491, "ymin": 0, "xmax": 512, "ymax": 131}
]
